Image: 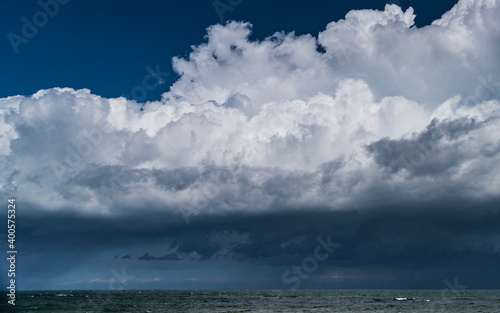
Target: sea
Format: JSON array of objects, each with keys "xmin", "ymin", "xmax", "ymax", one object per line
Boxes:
[{"xmin": 4, "ymin": 289, "xmax": 499, "ymax": 312}]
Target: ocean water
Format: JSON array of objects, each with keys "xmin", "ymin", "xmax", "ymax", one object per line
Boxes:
[{"xmin": 6, "ymin": 289, "xmax": 500, "ymax": 312}]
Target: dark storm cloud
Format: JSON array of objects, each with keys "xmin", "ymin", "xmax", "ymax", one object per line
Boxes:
[
  {"xmin": 138, "ymin": 253, "xmax": 181, "ymax": 261},
  {"xmin": 366, "ymin": 116, "xmax": 499, "ymax": 177},
  {"xmin": 68, "ymin": 165, "xmax": 200, "ymax": 192},
  {"xmin": 17, "ymin": 197, "xmax": 500, "ymax": 267},
  {"xmin": 8, "ymin": 188, "xmax": 500, "ymax": 289}
]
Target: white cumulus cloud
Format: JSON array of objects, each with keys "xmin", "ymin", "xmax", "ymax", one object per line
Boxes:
[{"xmin": 1, "ymin": 0, "xmax": 500, "ymax": 217}]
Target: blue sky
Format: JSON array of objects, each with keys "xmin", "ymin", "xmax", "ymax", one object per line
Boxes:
[
  {"xmin": 1, "ymin": 0, "xmax": 457, "ymax": 101},
  {"xmin": 1, "ymin": 0, "xmax": 500, "ymax": 292}
]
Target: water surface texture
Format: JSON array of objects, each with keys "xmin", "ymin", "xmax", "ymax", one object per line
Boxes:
[{"xmin": 11, "ymin": 289, "xmax": 500, "ymax": 312}]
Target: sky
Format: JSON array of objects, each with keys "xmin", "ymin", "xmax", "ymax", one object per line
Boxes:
[
  {"xmin": 0, "ymin": 0, "xmax": 459, "ymax": 102},
  {"xmin": 0, "ymin": 0, "xmax": 500, "ymax": 291}
]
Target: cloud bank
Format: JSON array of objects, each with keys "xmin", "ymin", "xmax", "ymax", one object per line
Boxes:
[
  {"xmin": 1, "ymin": 0, "xmax": 500, "ymax": 289},
  {"xmin": 2, "ymin": 0, "xmax": 499, "ymax": 218}
]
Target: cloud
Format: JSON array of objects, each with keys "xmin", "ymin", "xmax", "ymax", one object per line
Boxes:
[
  {"xmin": 1, "ymin": 0, "xmax": 500, "ymax": 289},
  {"xmin": 315, "ymin": 269, "xmax": 399, "ymax": 283},
  {"xmin": 280, "ymin": 236, "xmax": 306, "ymax": 248},
  {"xmin": 89, "ymin": 278, "xmax": 112, "ymax": 284},
  {"xmin": 1, "ymin": 0, "xmax": 499, "ymax": 219}
]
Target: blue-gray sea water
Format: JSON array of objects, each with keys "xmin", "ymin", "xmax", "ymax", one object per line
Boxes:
[{"xmin": 5, "ymin": 289, "xmax": 500, "ymax": 312}]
